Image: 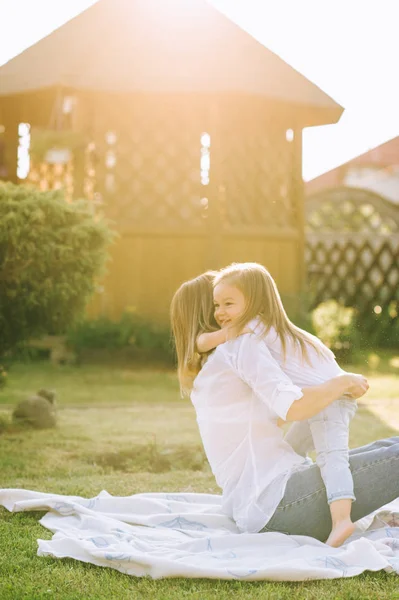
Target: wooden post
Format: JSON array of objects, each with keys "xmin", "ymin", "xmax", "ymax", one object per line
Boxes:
[
  {"xmin": 292, "ymin": 128, "xmax": 306, "ymax": 312},
  {"xmin": 2, "ymin": 98, "xmax": 19, "ymax": 183},
  {"xmin": 72, "ymin": 92, "xmax": 93, "ymax": 200},
  {"xmin": 206, "ymin": 100, "xmax": 223, "ymax": 270}
]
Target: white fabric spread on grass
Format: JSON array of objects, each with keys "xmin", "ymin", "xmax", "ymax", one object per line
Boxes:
[{"xmin": 0, "ymin": 488, "xmax": 398, "ymax": 581}]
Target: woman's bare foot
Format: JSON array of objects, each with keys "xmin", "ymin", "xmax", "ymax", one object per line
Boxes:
[{"xmin": 325, "ymin": 519, "xmax": 356, "ymax": 547}]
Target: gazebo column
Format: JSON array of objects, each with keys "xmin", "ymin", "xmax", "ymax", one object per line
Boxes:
[
  {"xmin": 205, "ymin": 99, "xmax": 223, "ymax": 270},
  {"xmin": 292, "ymin": 128, "xmax": 306, "ymax": 303},
  {"xmin": 2, "ymin": 98, "xmax": 19, "ymax": 183},
  {"xmin": 72, "ymin": 92, "xmax": 92, "ymax": 200}
]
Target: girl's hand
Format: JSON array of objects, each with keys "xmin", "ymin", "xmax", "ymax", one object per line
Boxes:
[
  {"xmin": 277, "ymin": 418, "xmax": 285, "ymax": 428},
  {"xmin": 343, "ymin": 373, "xmax": 369, "ymax": 399}
]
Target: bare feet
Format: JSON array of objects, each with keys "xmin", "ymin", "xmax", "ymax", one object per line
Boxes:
[{"xmin": 325, "ymin": 519, "xmax": 356, "ymax": 547}]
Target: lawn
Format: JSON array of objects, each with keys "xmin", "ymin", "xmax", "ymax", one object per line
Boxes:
[{"xmin": 0, "ymin": 352, "xmax": 398, "ymax": 600}]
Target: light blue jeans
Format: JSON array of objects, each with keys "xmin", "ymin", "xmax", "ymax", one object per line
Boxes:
[
  {"xmin": 261, "ymin": 436, "xmax": 399, "ymax": 540},
  {"xmin": 285, "ymin": 399, "xmax": 357, "ymax": 504}
]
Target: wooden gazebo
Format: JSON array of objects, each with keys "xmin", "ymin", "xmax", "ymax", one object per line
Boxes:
[{"xmin": 0, "ymin": 0, "xmax": 343, "ymax": 320}]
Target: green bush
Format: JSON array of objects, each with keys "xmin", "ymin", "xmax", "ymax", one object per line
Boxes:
[
  {"xmin": 367, "ymin": 301, "xmax": 399, "ymax": 349},
  {"xmin": 311, "ymin": 300, "xmax": 360, "ymax": 362},
  {"xmin": 66, "ymin": 310, "xmax": 174, "ymax": 364},
  {"xmin": 0, "ymin": 414, "xmax": 9, "ymax": 434},
  {"xmin": 0, "ymin": 182, "xmax": 115, "ymax": 364},
  {"xmin": 0, "ymin": 364, "xmax": 7, "ymax": 389},
  {"xmin": 88, "ymin": 441, "xmax": 208, "ymax": 474}
]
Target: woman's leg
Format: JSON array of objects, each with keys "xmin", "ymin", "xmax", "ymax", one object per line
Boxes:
[
  {"xmin": 261, "ymin": 436, "xmax": 399, "ymax": 541},
  {"xmin": 349, "ymin": 436, "xmax": 399, "ymax": 521}
]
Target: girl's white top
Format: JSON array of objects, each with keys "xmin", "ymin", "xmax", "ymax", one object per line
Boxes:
[
  {"xmin": 191, "ymin": 333, "xmax": 307, "ymax": 533},
  {"xmin": 250, "ymin": 319, "xmax": 346, "ymax": 386}
]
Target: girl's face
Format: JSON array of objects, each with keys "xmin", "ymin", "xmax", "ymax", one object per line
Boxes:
[{"xmin": 213, "ymin": 282, "xmax": 246, "ymax": 328}]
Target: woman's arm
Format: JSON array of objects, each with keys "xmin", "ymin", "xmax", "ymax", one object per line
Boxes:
[
  {"xmin": 285, "ymin": 373, "xmax": 368, "ymax": 421},
  {"xmin": 231, "ymin": 334, "xmax": 368, "ymax": 422}
]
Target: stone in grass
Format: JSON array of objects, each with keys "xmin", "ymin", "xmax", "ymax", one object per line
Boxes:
[{"xmin": 12, "ymin": 389, "xmax": 57, "ymax": 429}]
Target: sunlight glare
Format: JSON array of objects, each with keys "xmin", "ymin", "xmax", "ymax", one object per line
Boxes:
[
  {"xmin": 17, "ymin": 122, "xmax": 30, "ymax": 179},
  {"xmin": 1, "ymin": 1, "xmax": 398, "ymax": 181}
]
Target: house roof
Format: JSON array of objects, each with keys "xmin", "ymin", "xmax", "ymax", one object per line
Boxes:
[
  {"xmin": 306, "ymin": 135, "xmax": 399, "ymax": 194},
  {"xmin": 0, "ymin": 0, "xmax": 343, "ymax": 126}
]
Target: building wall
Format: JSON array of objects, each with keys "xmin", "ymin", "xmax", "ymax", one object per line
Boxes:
[
  {"xmin": 344, "ymin": 166, "xmax": 399, "ymax": 204},
  {"xmin": 87, "ymin": 230, "xmax": 303, "ymax": 322}
]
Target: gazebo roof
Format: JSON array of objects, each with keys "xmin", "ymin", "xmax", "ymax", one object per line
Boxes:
[{"xmin": 0, "ymin": 0, "xmax": 343, "ymax": 126}]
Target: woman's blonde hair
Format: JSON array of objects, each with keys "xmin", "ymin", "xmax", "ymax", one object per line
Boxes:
[
  {"xmin": 214, "ymin": 262, "xmax": 331, "ymax": 364},
  {"xmin": 170, "ymin": 271, "xmax": 218, "ymax": 396}
]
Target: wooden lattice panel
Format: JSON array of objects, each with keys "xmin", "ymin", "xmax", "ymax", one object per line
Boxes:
[
  {"xmin": 305, "ymin": 187, "xmax": 399, "ymax": 337},
  {"xmin": 81, "ymin": 95, "xmax": 301, "ymax": 231},
  {"xmin": 90, "ymin": 96, "xmax": 210, "ymax": 229},
  {"xmin": 27, "ymin": 160, "xmax": 74, "ymax": 200},
  {"xmin": 307, "ymin": 186, "xmax": 399, "ymax": 234},
  {"xmin": 216, "ymin": 103, "xmax": 298, "ymax": 228}
]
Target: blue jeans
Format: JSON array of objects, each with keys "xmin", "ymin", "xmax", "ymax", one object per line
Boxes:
[
  {"xmin": 285, "ymin": 399, "xmax": 357, "ymax": 503},
  {"xmin": 261, "ymin": 436, "xmax": 399, "ymax": 541}
]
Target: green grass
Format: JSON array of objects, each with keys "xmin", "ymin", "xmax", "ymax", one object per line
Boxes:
[{"xmin": 0, "ymin": 355, "xmax": 398, "ymax": 600}]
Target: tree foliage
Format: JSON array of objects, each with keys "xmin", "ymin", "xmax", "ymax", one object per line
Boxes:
[{"xmin": 0, "ymin": 182, "xmax": 115, "ymax": 360}]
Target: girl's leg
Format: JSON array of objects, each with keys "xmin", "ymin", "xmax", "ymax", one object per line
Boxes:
[
  {"xmin": 261, "ymin": 436, "xmax": 399, "ymax": 542},
  {"xmin": 284, "ymin": 420, "xmax": 314, "ymax": 456},
  {"xmin": 284, "ymin": 415, "xmax": 390, "ymax": 459},
  {"xmin": 308, "ymin": 400, "xmax": 357, "ymax": 545},
  {"xmin": 308, "ymin": 399, "xmax": 356, "ymax": 505}
]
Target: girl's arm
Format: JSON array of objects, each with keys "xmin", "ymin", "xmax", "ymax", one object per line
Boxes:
[
  {"xmin": 196, "ymin": 329, "xmax": 228, "ymax": 353},
  {"xmin": 197, "ymin": 325, "xmax": 254, "ymax": 354}
]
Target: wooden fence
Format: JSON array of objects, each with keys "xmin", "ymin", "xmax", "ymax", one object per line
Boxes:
[{"xmin": 305, "ymin": 187, "xmax": 399, "ymax": 341}]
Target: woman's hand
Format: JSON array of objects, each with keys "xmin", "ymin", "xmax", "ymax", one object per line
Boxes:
[{"xmin": 342, "ymin": 373, "xmax": 369, "ymax": 399}]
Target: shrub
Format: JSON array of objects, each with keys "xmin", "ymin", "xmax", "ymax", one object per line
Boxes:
[
  {"xmin": 0, "ymin": 365, "xmax": 7, "ymax": 389},
  {"xmin": 87, "ymin": 441, "xmax": 208, "ymax": 473},
  {"xmin": 0, "ymin": 182, "xmax": 115, "ymax": 364},
  {"xmin": 311, "ymin": 300, "xmax": 359, "ymax": 362},
  {"xmin": 66, "ymin": 310, "xmax": 174, "ymax": 364},
  {"xmin": 367, "ymin": 301, "xmax": 399, "ymax": 349},
  {"xmin": 0, "ymin": 414, "xmax": 9, "ymax": 434}
]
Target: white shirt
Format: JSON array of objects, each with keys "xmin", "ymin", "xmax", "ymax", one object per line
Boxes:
[
  {"xmin": 251, "ymin": 321, "xmax": 346, "ymax": 387},
  {"xmin": 191, "ymin": 334, "xmax": 307, "ymax": 533}
]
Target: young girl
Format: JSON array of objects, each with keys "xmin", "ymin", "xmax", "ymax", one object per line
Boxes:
[
  {"xmin": 171, "ymin": 263, "xmax": 360, "ymax": 546},
  {"xmin": 196, "ymin": 262, "xmax": 359, "ymax": 547}
]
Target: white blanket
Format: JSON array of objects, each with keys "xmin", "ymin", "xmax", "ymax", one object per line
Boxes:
[{"xmin": 0, "ymin": 489, "xmax": 398, "ymax": 581}]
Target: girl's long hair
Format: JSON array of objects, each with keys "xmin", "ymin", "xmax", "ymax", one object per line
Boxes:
[
  {"xmin": 170, "ymin": 271, "xmax": 218, "ymax": 396},
  {"xmin": 214, "ymin": 262, "xmax": 332, "ymax": 364}
]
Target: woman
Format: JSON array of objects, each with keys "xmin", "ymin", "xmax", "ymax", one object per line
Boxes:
[{"xmin": 170, "ymin": 270, "xmax": 399, "ymax": 541}]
